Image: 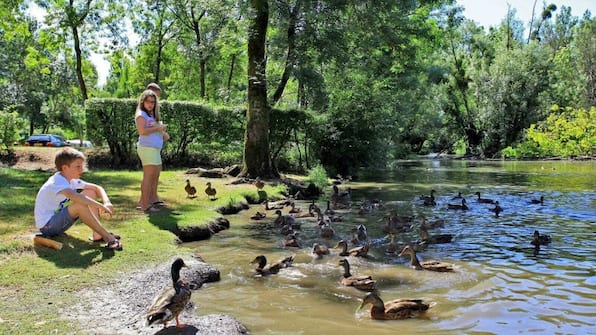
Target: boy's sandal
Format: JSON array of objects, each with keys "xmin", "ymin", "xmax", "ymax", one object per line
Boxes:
[
  {"xmin": 105, "ymin": 239, "xmax": 123, "ymax": 251},
  {"xmin": 89, "ymin": 232, "xmax": 121, "ymax": 242}
]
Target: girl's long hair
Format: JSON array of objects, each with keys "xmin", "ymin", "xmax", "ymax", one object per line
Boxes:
[{"xmin": 136, "ymin": 89, "xmax": 160, "ymax": 121}]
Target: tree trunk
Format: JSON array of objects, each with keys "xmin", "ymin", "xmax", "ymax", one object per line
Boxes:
[
  {"xmin": 241, "ymin": 0, "xmax": 278, "ymax": 178},
  {"xmin": 71, "ymin": 23, "xmax": 88, "ymax": 100},
  {"xmin": 271, "ymin": 0, "xmax": 301, "ymax": 106}
]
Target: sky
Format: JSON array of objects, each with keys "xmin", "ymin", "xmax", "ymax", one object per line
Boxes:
[{"xmin": 456, "ymin": 0, "xmax": 596, "ymax": 30}]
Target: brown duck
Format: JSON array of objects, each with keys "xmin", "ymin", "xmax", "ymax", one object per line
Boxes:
[
  {"xmin": 184, "ymin": 179, "xmax": 197, "ymax": 198},
  {"xmin": 338, "ymin": 258, "xmax": 376, "ymax": 291},
  {"xmin": 398, "ymin": 245, "xmax": 454, "ymax": 272},
  {"xmin": 250, "ymin": 254, "xmax": 294, "ymax": 276},
  {"xmin": 334, "ymin": 240, "xmax": 369, "ymax": 257},
  {"xmin": 205, "ymin": 182, "xmax": 217, "ymax": 200},
  {"xmin": 358, "ymin": 292, "xmax": 430, "ymax": 320}
]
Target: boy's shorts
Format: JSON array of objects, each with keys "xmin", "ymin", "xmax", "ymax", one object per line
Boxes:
[
  {"xmin": 39, "ymin": 207, "xmax": 76, "ymax": 236},
  {"xmin": 137, "ymin": 145, "xmax": 162, "ymax": 166}
]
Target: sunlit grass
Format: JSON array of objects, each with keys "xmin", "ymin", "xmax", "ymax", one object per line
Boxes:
[{"xmin": 0, "ymin": 167, "xmax": 286, "ymax": 334}]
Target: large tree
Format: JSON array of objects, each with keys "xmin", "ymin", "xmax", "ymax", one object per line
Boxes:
[{"xmin": 241, "ymin": 0, "xmax": 277, "ymax": 178}]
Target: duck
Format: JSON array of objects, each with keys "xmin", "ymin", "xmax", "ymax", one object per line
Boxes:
[
  {"xmin": 420, "ymin": 189, "xmax": 436, "ymax": 206},
  {"xmin": 419, "ymin": 226, "xmax": 452, "ymax": 244},
  {"xmin": 530, "ymin": 195, "xmax": 544, "ymax": 205},
  {"xmin": 264, "ymin": 200, "xmax": 285, "ymax": 210},
  {"xmin": 338, "ymin": 258, "xmax": 376, "ymax": 291},
  {"xmin": 319, "ymin": 222, "xmax": 335, "ymax": 238},
  {"xmin": 204, "ymin": 182, "xmax": 217, "ymax": 200},
  {"xmin": 331, "ymin": 185, "xmax": 352, "ymax": 204},
  {"xmin": 184, "ymin": 179, "xmax": 197, "ymax": 198},
  {"xmin": 250, "ymin": 254, "xmax": 294, "ymax": 276},
  {"xmin": 386, "ymin": 233, "xmax": 398, "ymax": 254},
  {"xmin": 398, "ymin": 245, "xmax": 454, "ymax": 272},
  {"xmin": 452, "ymin": 191, "xmax": 463, "ymax": 200},
  {"xmin": 311, "ymin": 243, "xmax": 330, "ymax": 258},
  {"xmin": 531, "ymin": 230, "xmax": 551, "ymax": 246},
  {"xmin": 289, "ymin": 202, "xmax": 302, "ymax": 214},
  {"xmin": 254, "ymin": 177, "xmax": 265, "ymax": 190},
  {"xmin": 334, "ymin": 240, "xmax": 369, "ymax": 257},
  {"xmin": 418, "ymin": 214, "xmax": 445, "ymax": 230},
  {"xmin": 447, "ymin": 198, "xmax": 468, "ymax": 210},
  {"xmin": 146, "ymin": 258, "xmax": 192, "ymax": 329},
  {"xmin": 352, "ymin": 224, "xmax": 368, "ymax": 243},
  {"xmin": 283, "ymin": 233, "xmax": 300, "ymax": 248},
  {"xmin": 250, "ymin": 211, "xmax": 267, "ymax": 220},
  {"xmin": 489, "ymin": 201, "xmax": 503, "ymax": 217},
  {"xmin": 358, "ymin": 292, "xmax": 430, "ymax": 320},
  {"xmin": 274, "ymin": 209, "xmax": 298, "ymax": 229},
  {"xmin": 475, "ymin": 192, "xmax": 496, "ymax": 204}
]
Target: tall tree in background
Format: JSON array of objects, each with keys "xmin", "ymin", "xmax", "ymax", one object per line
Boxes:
[{"xmin": 241, "ymin": 0, "xmax": 277, "ymax": 178}]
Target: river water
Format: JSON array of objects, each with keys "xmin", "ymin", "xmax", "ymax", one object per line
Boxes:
[{"xmin": 188, "ymin": 160, "xmax": 596, "ymax": 334}]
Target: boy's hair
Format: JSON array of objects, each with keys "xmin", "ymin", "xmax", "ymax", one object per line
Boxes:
[
  {"xmin": 146, "ymin": 82, "xmax": 162, "ymax": 93},
  {"xmin": 55, "ymin": 147, "xmax": 86, "ymax": 171}
]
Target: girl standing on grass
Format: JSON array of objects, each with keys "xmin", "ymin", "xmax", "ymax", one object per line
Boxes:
[{"xmin": 135, "ymin": 89, "xmax": 169, "ymax": 212}]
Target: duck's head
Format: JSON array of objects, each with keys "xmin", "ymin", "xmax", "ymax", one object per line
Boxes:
[
  {"xmin": 334, "ymin": 240, "xmax": 347, "ymax": 249},
  {"xmin": 398, "ymin": 245, "xmax": 414, "ymax": 257},
  {"xmin": 338, "ymin": 258, "xmax": 349, "ymax": 267},
  {"xmin": 275, "ymin": 209, "xmax": 282, "ymax": 216},
  {"xmin": 358, "ymin": 292, "xmax": 383, "ymax": 310},
  {"xmin": 250, "ymin": 255, "xmax": 267, "ymax": 268},
  {"xmin": 171, "ymin": 258, "xmax": 188, "ymax": 283}
]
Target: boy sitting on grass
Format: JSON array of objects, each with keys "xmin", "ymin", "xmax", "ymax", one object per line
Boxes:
[{"xmin": 34, "ymin": 147, "xmax": 123, "ymax": 250}]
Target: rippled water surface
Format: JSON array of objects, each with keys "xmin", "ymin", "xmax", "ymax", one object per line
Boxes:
[{"xmin": 188, "ymin": 160, "xmax": 596, "ymax": 334}]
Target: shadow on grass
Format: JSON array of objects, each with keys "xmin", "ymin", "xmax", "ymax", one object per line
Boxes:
[
  {"xmin": 147, "ymin": 207, "xmax": 183, "ymax": 233},
  {"xmin": 34, "ymin": 234, "xmax": 116, "ymax": 268}
]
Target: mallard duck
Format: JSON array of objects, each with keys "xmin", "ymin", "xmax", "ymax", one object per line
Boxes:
[
  {"xmin": 452, "ymin": 192, "xmax": 463, "ymax": 200},
  {"xmin": 250, "ymin": 254, "xmax": 294, "ymax": 276},
  {"xmin": 331, "ymin": 185, "xmax": 352, "ymax": 204},
  {"xmin": 184, "ymin": 179, "xmax": 197, "ymax": 198},
  {"xmin": 324, "ymin": 200, "xmax": 335, "ymax": 215},
  {"xmin": 274, "ymin": 209, "xmax": 298, "ymax": 228},
  {"xmin": 351, "ymin": 224, "xmax": 368, "ymax": 243},
  {"xmin": 338, "ymin": 258, "xmax": 376, "ymax": 291},
  {"xmin": 398, "ymin": 245, "xmax": 454, "ymax": 272},
  {"xmin": 334, "ymin": 240, "xmax": 369, "ymax": 257},
  {"xmin": 146, "ymin": 258, "xmax": 192, "ymax": 329},
  {"xmin": 308, "ymin": 200, "xmax": 319, "ymax": 215},
  {"xmin": 447, "ymin": 198, "xmax": 468, "ymax": 210},
  {"xmin": 475, "ymin": 192, "xmax": 496, "ymax": 204},
  {"xmin": 531, "ymin": 230, "xmax": 551, "ymax": 246},
  {"xmin": 419, "ymin": 226, "xmax": 452, "ymax": 244},
  {"xmin": 358, "ymin": 292, "xmax": 430, "ymax": 320},
  {"xmin": 386, "ymin": 233, "xmax": 398, "ymax": 254},
  {"xmin": 311, "ymin": 243, "xmax": 330, "ymax": 258},
  {"xmin": 289, "ymin": 202, "xmax": 302, "ymax": 214},
  {"xmin": 418, "ymin": 214, "xmax": 445, "ymax": 230},
  {"xmin": 205, "ymin": 182, "xmax": 217, "ymax": 200},
  {"xmin": 420, "ymin": 189, "xmax": 436, "ymax": 206},
  {"xmin": 283, "ymin": 233, "xmax": 300, "ymax": 247},
  {"xmin": 254, "ymin": 177, "xmax": 265, "ymax": 190},
  {"xmin": 530, "ymin": 195, "xmax": 544, "ymax": 205},
  {"xmin": 319, "ymin": 222, "xmax": 335, "ymax": 238},
  {"xmin": 489, "ymin": 201, "xmax": 503, "ymax": 217},
  {"xmin": 250, "ymin": 211, "xmax": 267, "ymax": 220}
]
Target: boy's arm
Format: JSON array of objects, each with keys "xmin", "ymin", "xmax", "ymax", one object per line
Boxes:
[{"xmin": 60, "ymin": 186, "xmax": 112, "ymax": 214}]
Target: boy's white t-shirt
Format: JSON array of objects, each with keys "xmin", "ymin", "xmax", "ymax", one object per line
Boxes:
[{"xmin": 34, "ymin": 172, "xmax": 87, "ymax": 228}]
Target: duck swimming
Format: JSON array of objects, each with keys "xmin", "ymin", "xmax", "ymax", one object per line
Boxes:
[
  {"xmin": 338, "ymin": 258, "xmax": 376, "ymax": 291},
  {"xmin": 398, "ymin": 245, "xmax": 454, "ymax": 272},
  {"xmin": 447, "ymin": 198, "xmax": 468, "ymax": 210},
  {"xmin": 475, "ymin": 192, "xmax": 496, "ymax": 204},
  {"xmin": 358, "ymin": 292, "xmax": 430, "ymax": 320},
  {"xmin": 250, "ymin": 254, "xmax": 295, "ymax": 276},
  {"xmin": 531, "ymin": 230, "xmax": 551, "ymax": 246},
  {"xmin": 334, "ymin": 240, "xmax": 369, "ymax": 257}
]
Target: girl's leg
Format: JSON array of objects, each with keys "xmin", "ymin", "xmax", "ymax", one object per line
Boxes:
[
  {"xmin": 150, "ymin": 164, "xmax": 163, "ymax": 204},
  {"xmin": 139, "ymin": 164, "xmax": 159, "ymax": 210}
]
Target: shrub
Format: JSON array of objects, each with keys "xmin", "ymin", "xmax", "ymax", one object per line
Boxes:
[{"xmin": 305, "ymin": 164, "xmax": 328, "ymax": 191}]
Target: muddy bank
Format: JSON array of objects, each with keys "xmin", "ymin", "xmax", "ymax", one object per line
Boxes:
[{"xmin": 68, "ymin": 255, "xmax": 249, "ymax": 335}]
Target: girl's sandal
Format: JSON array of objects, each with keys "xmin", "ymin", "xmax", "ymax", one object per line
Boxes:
[
  {"xmin": 144, "ymin": 205, "xmax": 160, "ymax": 213},
  {"xmin": 105, "ymin": 239, "xmax": 123, "ymax": 251}
]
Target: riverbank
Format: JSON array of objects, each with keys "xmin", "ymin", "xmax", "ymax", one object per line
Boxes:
[{"xmin": 0, "ymin": 162, "xmax": 290, "ymax": 334}]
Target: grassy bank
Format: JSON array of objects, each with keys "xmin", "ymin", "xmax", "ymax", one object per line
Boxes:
[{"xmin": 0, "ymin": 167, "xmax": 286, "ymax": 334}]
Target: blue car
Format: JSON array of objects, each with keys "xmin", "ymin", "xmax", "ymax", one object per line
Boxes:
[{"xmin": 25, "ymin": 134, "xmax": 70, "ymax": 147}]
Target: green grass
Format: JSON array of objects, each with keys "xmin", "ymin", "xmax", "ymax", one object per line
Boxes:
[{"xmin": 0, "ymin": 167, "xmax": 286, "ymax": 334}]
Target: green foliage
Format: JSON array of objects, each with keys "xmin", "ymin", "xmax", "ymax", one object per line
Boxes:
[
  {"xmin": 506, "ymin": 106, "xmax": 596, "ymax": 158},
  {"xmin": 305, "ymin": 164, "xmax": 328, "ymax": 191},
  {"xmin": 0, "ymin": 108, "xmax": 26, "ymax": 151}
]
